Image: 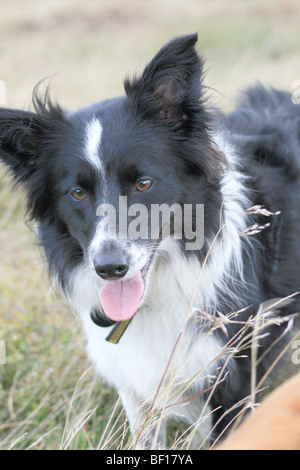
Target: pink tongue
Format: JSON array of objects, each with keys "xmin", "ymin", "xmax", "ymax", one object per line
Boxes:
[{"xmin": 99, "ymin": 272, "xmax": 144, "ymax": 322}]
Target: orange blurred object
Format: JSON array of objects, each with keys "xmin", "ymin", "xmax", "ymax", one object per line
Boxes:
[{"xmin": 216, "ymin": 374, "xmax": 300, "ymax": 450}]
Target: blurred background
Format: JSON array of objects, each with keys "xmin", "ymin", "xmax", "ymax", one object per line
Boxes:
[
  {"xmin": 0, "ymin": 0, "xmax": 299, "ymax": 450},
  {"xmin": 1, "ymin": 0, "xmax": 300, "ymax": 110}
]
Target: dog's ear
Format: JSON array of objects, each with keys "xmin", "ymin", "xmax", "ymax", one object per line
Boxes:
[
  {"xmin": 124, "ymin": 34, "xmax": 204, "ymax": 130},
  {"xmin": 124, "ymin": 34, "xmax": 227, "ymax": 180},
  {"xmin": 0, "ymin": 108, "xmax": 47, "ymax": 184},
  {"xmin": 0, "ymin": 90, "xmax": 66, "ymax": 219},
  {"xmin": 0, "ymin": 90, "xmax": 65, "ymax": 184}
]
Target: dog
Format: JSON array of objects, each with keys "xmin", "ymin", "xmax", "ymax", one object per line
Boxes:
[{"xmin": 0, "ymin": 34, "xmax": 299, "ymax": 449}]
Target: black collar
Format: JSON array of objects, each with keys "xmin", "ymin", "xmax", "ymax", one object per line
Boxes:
[
  {"xmin": 90, "ymin": 308, "xmax": 116, "ymax": 328},
  {"xmin": 90, "ymin": 308, "xmax": 133, "ymax": 344}
]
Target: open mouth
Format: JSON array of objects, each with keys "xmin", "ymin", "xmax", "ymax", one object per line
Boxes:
[{"xmin": 98, "ymin": 247, "xmax": 156, "ymax": 323}]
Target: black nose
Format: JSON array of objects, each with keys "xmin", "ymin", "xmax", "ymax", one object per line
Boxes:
[{"xmin": 94, "ymin": 254, "xmax": 129, "ymax": 280}]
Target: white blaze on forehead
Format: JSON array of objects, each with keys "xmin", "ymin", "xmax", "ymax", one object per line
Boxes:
[{"xmin": 84, "ymin": 118, "xmax": 104, "ymax": 173}]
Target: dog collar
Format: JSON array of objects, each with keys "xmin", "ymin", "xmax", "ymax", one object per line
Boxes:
[
  {"xmin": 105, "ymin": 319, "xmax": 132, "ymax": 344},
  {"xmin": 90, "ymin": 308, "xmax": 132, "ymax": 344},
  {"xmin": 90, "ymin": 308, "xmax": 116, "ymax": 328}
]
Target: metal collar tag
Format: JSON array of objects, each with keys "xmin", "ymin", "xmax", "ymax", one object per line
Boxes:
[{"xmin": 105, "ymin": 319, "xmax": 132, "ymax": 344}]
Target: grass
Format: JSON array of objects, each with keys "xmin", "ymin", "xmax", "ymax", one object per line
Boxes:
[{"xmin": 0, "ymin": 0, "xmax": 300, "ymax": 450}]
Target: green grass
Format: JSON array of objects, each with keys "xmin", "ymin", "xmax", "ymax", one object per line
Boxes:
[{"xmin": 0, "ymin": 0, "xmax": 300, "ymax": 450}]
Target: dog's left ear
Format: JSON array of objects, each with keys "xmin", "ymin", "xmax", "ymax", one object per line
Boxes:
[{"xmin": 124, "ymin": 34, "xmax": 204, "ymax": 130}]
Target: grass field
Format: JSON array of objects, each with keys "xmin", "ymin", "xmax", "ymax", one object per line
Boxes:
[{"xmin": 0, "ymin": 0, "xmax": 299, "ymax": 450}]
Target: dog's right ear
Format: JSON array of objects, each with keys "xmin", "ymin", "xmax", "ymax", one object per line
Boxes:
[
  {"xmin": 0, "ymin": 108, "xmax": 46, "ymax": 184},
  {"xmin": 0, "ymin": 89, "xmax": 65, "ymax": 186},
  {"xmin": 0, "ymin": 92, "xmax": 67, "ymax": 220}
]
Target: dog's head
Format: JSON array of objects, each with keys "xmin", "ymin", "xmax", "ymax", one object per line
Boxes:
[{"xmin": 0, "ymin": 34, "xmax": 225, "ymax": 323}]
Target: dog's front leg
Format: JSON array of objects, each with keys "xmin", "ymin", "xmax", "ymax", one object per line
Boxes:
[{"xmin": 119, "ymin": 390, "xmax": 167, "ymax": 450}]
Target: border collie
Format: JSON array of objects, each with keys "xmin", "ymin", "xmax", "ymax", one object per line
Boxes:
[{"xmin": 0, "ymin": 34, "xmax": 299, "ymax": 449}]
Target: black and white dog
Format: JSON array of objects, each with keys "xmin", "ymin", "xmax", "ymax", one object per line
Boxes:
[{"xmin": 0, "ymin": 34, "xmax": 299, "ymax": 448}]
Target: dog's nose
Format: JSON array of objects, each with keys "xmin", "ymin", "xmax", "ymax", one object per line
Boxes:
[{"xmin": 94, "ymin": 254, "xmax": 129, "ymax": 280}]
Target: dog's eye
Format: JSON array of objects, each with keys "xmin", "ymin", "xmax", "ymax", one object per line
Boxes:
[
  {"xmin": 71, "ymin": 188, "xmax": 87, "ymax": 201},
  {"xmin": 136, "ymin": 178, "xmax": 152, "ymax": 192}
]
